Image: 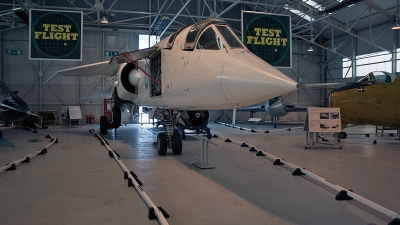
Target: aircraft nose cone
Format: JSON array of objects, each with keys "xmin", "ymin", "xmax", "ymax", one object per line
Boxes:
[{"xmin": 222, "ymin": 52, "xmax": 297, "ymax": 107}]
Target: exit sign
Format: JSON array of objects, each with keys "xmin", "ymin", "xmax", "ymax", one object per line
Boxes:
[
  {"xmin": 6, "ymin": 49, "xmax": 22, "ymax": 55},
  {"xmin": 105, "ymin": 51, "xmax": 119, "ymax": 56}
]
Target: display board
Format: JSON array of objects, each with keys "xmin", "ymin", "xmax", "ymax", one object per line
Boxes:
[
  {"xmin": 29, "ymin": 9, "xmax": 83, "ymax": 61},
  {"xmin": 306, "ymin": 107, "xmax": 341, "ymax": 132},
  {"xmin": 241, "ymin": 11, "xmax": 292, "ymax": 68},
  {"xmin": 68, "ymin": 106, "xmax": 82, "ymax": 119}
]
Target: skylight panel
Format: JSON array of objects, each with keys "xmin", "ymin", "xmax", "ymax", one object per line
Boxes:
[
  {"xmin": 303, "ymin": 0, "xmax": 323, "ymax": 11},
  {"xmin": 290, "ymin": 9, "xmax": 314, "ymax": 21}
]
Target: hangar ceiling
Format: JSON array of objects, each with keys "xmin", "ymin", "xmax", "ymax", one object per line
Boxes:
[{"xmin": 0, "ymin": 0, "xmax": 399, "ymax": 58}]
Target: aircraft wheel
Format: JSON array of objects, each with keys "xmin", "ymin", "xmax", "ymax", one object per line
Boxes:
[
  {"xmin": 172, "ymin": 130, "xmax": 182, "ymax": 155},
  {"xmin": 100, "ymin": 116, "xmax": 108, "ymax": 135},
  {"xmin": 157, "ymin": 133, "xmax": 168, "ymax": 155},
  {"xmin": 111, "ymin": 107, "xmax": 121, "ymax": 129},
  {"xmin": 338, "ymin": 132, "xmax": 347, "ymax": 139}
]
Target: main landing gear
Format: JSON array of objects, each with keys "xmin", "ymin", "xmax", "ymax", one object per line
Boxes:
[
  {"xmin": 157, "ymin": 125, "xmax": 182, "ymax": 155},
  {"xmin": 99, "ymin": 106, "xmax": 122, "ymax": 135},
  {"xmin": 338, "ymin": 132, "xmax": 347, "ymax": 139}
]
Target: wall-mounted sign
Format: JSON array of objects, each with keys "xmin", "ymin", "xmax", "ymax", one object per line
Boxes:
[
  {"xmin": 29, "ymin": 9, "xmax": 83, "ymax": 61},
  {"xmin": 6, "ymin": 49, "xmax": 22, "ymax": 55},
  {"xmin": 241, "ymin": 11, "xmax": 292, "ymax": 68},
  {"xmin": 105, "ymin": 51, "xmax": 119, "ymax": 56}
]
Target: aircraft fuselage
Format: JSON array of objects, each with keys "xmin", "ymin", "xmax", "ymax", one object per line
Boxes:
[
  {"xmin": 113, "ymin": 19, "xmax": 298, "ymax": 111},
  {"xmin": 330, "ymin": 72, "xmax": 400, "ymax": 128}
]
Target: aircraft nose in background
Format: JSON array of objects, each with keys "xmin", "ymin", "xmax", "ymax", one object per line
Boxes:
[{"xmin": 222, "ymin": 53, "xmax": 298, "ymax": 107}]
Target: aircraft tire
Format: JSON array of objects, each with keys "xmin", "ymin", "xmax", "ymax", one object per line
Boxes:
[
  {"xmin": 111, "ymin": 107, "xmax": 121, "ymax": 129},
  {"xmin": 338, "ymin": 132, "xmax": 347, "ymax": 139},
  {"xmin": 157, "ymin": 133, "xmax": 168, "ymax": 155},
  {"xmin": 172, "ymin": 130, "xmax": 182, "ymax": 155},
  {"xmin": 100, "ymin": 116, "xmax": 108, "ymax": 134}
]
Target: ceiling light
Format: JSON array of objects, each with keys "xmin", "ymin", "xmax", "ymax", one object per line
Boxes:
[
  {"xmin": 392, "ymin": 18, "xmax": 400, "ymax": 30},
  {"xmin": 307, "ymin": 44, "xmax": 314, "ymax": 52},
  {"xmin": 101, "ymin": 13, "xmax": 108, "ymax": 24}
]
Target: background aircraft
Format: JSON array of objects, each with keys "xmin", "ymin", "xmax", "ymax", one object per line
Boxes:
[
  {"xmin": 0, "ymin": 78, "xmax": 32, "ymax": 122},
  {"xmin": 329, "ymin": 71, "xmax": 400, "ymax": 139},
  {"xmin": 236, "ymin": 96, "xmax": 308, "ymax": 128},
  {"xmin": 47, "ymin": 19, "xmax": 298, "ymax": 155},
  {"xmin": 0, "ymin": 78, "xmax": 33, "ymax": 138}
]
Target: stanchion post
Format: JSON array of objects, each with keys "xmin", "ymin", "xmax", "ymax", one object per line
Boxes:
[{"xmin": 193, "ymin": 138, "xmax": 215, "ymax": 169}]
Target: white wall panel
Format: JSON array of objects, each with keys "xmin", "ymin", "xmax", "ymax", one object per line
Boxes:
[{"xmin": 1, "ymin": 27, "xmax": 138, "ymax": 124}]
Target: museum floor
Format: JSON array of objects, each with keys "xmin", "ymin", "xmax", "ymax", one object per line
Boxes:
[{"xmin": 0, "ymin": 121, "xmax": 399, "ymax": 225}]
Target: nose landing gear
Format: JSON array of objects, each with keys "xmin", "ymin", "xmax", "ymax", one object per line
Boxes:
[{"xmin": 156, "ymin": 126, "xmax": 183, "ymax": 155}]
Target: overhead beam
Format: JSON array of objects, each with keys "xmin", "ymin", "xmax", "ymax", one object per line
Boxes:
[
  {"xmin": 150, "ymin": 1, "xmax": 168, "ymax": 28},
  {"xmin": 217, "ymin": 2, "xmax": 238, "ymax": 18},
  {"xmin": 320, "ymin": 19, "xmax": 390, "ymax": 53},
  {"xmin": 366, "ymin": 2, "xmax": 393, "ymax": 19},
  {"xmin": 159, "ymin": 0, "xmax": 192, "ymax": 38},
  {"xmin": 15, "ymin": 0, "xmax": 29, "ymax": 13}
]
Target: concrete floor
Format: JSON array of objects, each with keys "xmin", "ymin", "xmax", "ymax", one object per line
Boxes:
[{"xmin": 0, "ymin": 122, "xmax": 399, "ymax": 225}]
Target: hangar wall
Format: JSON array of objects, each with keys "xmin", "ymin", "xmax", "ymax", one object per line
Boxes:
[
  {"xmin": 1, "ymin": 27, "xmax": 138, "ymax": 124},
  {"xmin": 325, "ymin": 22, "xmax": 400, "ymax": 82}
]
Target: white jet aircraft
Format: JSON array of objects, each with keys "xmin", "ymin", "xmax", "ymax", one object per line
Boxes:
[{"xmin": 47, "ymin": 19, "xmax": 298, "ymax": 155}]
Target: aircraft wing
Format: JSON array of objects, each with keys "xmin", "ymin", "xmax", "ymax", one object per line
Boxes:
[
  {"xmin": 80, "ymin": 87, "xmax": 111, "ymax": 100},
  {"xmin": 296, "ymin": 83, "xmax": 346, "ymax": 89},
  {"xmin": 236, "ymin": 104, "xmax": 265, "ymax": 112},
  {"xmin": 44, "ymin": 61, "xmax": 119, "ymax": 84},
  {"xmin": 285, "ymin": 103, "xmax": 308, "ymax": 112},
  {"xmin": 110, "ymin": 47, "xmax": 159, "ymax": 64},
  {"xmin": 45, "ymin": 47, "xmax": 159, "ymax": 84}
]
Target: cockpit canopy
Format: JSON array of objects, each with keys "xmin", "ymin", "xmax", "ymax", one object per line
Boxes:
[
  {"xmin": 357, "ymin": 71, "xmax": 397, "ymax": 84},
  {"xmin": 166, "ymin": 19, "xmax": 245, "ymax": 51}
]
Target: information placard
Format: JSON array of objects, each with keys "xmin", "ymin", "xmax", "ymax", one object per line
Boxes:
[
  {"xmin": 68, "ymin": 106, "xmax": 82, "ymax": 120},
  {"xmin": 307, "ymin": 107, "xmax": 341, "ymax": 132}
]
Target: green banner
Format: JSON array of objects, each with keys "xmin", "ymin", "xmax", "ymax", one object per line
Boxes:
[
  {"xmin": 29, "ymin": 9, "xmax": 83, "ymax": 61},
  {"xmin": 241, "ymin": 11, "xmax": 292, "ymax": 68}
]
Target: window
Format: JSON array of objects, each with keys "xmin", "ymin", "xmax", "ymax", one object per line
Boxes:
[
  {"xmin": 289, "ymin": 9, "xmax": 314, "ymax": 22},
  {"xmin": 215, "ymin": 26, "xmax": 244, "ymax": 49},
  {"xmin": 356, "ymin": 52, "xmax": 391, "ymax": 76},
  {"xmin": 139, "ymin": 34, "xmax": 159, "ymax": 50},
  {"xmin": 342, "ymin": 50, "xmax": 394, "ymax": 78},
  {"xmin": 196, "ymin": 27, "xmax": 224, "ymax": 50},
  {"xmin": 342, "ymin": 58, "xmax": 352, "ymax": 78}
]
